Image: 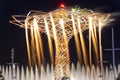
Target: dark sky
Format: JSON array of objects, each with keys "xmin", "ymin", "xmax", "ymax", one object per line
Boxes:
[{"xmin": 0, "ymin": 0, "xmax": 120, "ymax": 66}]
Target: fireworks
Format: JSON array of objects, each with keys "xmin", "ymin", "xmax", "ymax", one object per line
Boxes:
[{"xmin": 10, "ymin": 7, "xmax": 111, "ymax": 80}]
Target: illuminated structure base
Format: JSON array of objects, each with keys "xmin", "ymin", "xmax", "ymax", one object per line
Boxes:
[{"xmin": 55, "ymin": 39, "xmax": 70, "ymax": 80}]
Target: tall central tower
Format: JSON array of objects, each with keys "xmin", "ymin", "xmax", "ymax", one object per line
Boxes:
[{"xmin": 10, "ymin": 7, "xmax": 111, "ymax": 80}]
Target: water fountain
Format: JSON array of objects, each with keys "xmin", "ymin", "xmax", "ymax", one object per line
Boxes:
[
  {"xmin": 0, "ymin": 64, "xmax": 120, "ymax": 80},
  {"xmin": 10, "ymin": 6, "xmax": 112, "ymax": 80}
]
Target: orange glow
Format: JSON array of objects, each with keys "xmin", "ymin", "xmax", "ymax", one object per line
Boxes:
[
  {"xmin": 71, "ymin": 14, "xmax": 82, "ymax": 63},
  {"xmin": 10, "ymin": 7, "xmax": 111, "ymax": 80},
  {"xmin": 44, "ymin": 17, "xmax": 54, "ymax": 64},
  {"xmin": 99, "ymin": 19, "xmax": 103, "ymax": 71},
  {"xmin": 77, "ymin": 17, "xmax": 88, "ymax": 67},
  {"xmin": 89, "ymin": 17, "xmax": 92, "ymax": 68},
  {"xmin": 25, "ymin": 19, "xmax": 31, "ymax": 67}
]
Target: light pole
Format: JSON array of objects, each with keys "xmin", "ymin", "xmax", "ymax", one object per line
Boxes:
[{"xmin": 104, "ymin": 28, "xmax": 120, "ymax": 80}]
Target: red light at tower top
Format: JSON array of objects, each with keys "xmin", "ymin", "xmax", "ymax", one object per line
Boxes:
[{"xmin": 59, "ymin": 3, "xmax": 65, "ymax": 8}]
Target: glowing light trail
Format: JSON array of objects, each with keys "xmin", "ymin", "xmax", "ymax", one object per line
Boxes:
[
  {"xmin": 10, "ymin": 7, "xmax": 112, "ymax": 80},
  {"xmin": 44, "ymin": 17, "xmax": 54, "ymax": 64},
  {"xmin": 30, "ymin": 26, "xmax": 36, "ymax": 65},
  {"xmin": 91, "ymin": 27, "xmax": 99, "ymax": 61},
  {"xmin": 33, "ymin": 18, "xmax": 41, "ymax": 66},
  {"xmin": 99, "ymin": 19, "xmax": 103, "ymax": 77},
  {"xmin": 77, "ymin": 17, "xmax": 88, "ymax": 67},
  {"xmin": 89, "ymin": 17, "xmax": 93, "ymax": 68},
  {"xmin": 25, "ymin": 19, "xmax": 31, "ymax": 67},
  {"xmin": 71, "ymin": 14, "xmax": 82, "ymax": 64}
]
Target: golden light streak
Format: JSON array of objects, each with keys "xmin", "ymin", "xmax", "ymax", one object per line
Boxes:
[
  {"xmin": 33, "ymin": 18, "xmax": 41, "ymax": 66},
  {"xmin": 92, "ymin": 17, "xmax": 99, "ymax": 61},
  {"xmin": 89, "ymin": 17, "xmax": 92, "ymax": 68},
  {"xmin": 60, "ymin": 18, "xmax": 68, "ymax": 47},
  {"xmin": 49, "ymin": 14, "xmax": 58, "ymax": 50},
  {"xmin": 93, "ymin": 18, "xmax": 99, "ymax": 52},
  {"xmin": 93, "ymin": 17, "xmax": 98, "ymax": 43},
  {"xmin": 77, "ymin": 17, "xmax": 88, "ymax": 67},
  {"xmin": 91, "ymin": 28, "xmax": 99, "ymax": 61},
  {"xmin": 30, "ymin": 26, "xmax": 36, "ymax": 65},
  {"xmin": 99, "ymin": 19, "xmax": 103, "ymax": 71},
  {"xmin": 44, "ymin": 17, "xmax": 54, "ymax": 64},
  {"xmin": 25, "ymin": 19, "xmax": 31, "ymax": 67},
  {"xmin": 93, "ymin": 22, "xmax": 99, "ymax": 61},
  {"xmin": 71, "ymin": 14, "xmax": 82, "ymax": 63},
  {"xmin": 36, "ymin": 26, "xmax": 44, "ymax": 64}
]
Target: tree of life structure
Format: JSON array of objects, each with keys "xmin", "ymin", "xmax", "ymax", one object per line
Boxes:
[{"xmin": 10, "ymin": 7, "xmax": 111, "ymax": 80}]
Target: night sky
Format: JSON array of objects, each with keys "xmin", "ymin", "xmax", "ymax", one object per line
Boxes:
[{"xmin": 0, "ymin": 0, "xmax": 120, "ymax": 66}]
